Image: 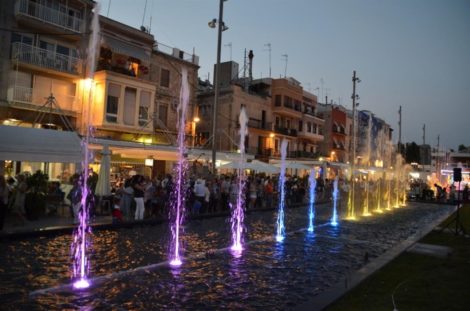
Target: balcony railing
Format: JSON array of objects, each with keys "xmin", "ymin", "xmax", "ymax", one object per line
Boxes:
[
  {"xmin": 7, "ymin": 85, "xmax": 78, "ymax": 112},
  {"xmin": 154, "ymin": 41, "xmax": 199, "ymax": 65},
  {"xmin": 15, "ymin": 0, "xmax": 84, "ymax": 33},
  {"xmin": 274, "ymin": 126, "xmax": 297, "ymax": 137},
  {"xmin": 247, "ymin": 119, "xmax": 272, "ymax": 131},
  {"xmin": 11, "ymin": 42, "xmax": 82, "ymax": 75},
  {"xmin": 295, "ymin": 150, "xmax": 319, "ymax": 158},
  {"xmin": 247, "ymin": 147, "xmax": 273, "ymax": 157},
  {"xmin": 333, "ymin": 127, "xmax": 346, "ymax": 135}
]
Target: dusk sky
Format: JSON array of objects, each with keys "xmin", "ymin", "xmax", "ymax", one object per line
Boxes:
[{"xmin": 102, "ymin": 0, "xmax": 470, "ymax": 150}]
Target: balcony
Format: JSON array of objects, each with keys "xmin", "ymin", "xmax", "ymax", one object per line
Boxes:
[
  {"xmin": 7, "ymin": 85, "xmax": 78, "ymax": 114},
  {"xmin": 15, "ymin": 0, "xmax": 84, "ymax": 33},
  {"xmin": 333, "ymin": 124, "xmax": 346, "ymax": 135},
  {"xmin": 11, "ymin": 42, "xmax": 82, "ymax": 76},
  {"xmin": 333, "ymin": 127, "xmax": 346, "ymax": 135},
  {"xmin": 247, "ymin": 147, "xmax": 274, "ymax": 157},
  {"xmin": 290, "ymin": 150, "xmax": 319, "ymax": 159},
  {"xmin": 274, "ymin": 126, "xmax": 297, "ymax": 137},
  {"xmin": 247, "ymin": 119, "xmax": 272, "ymax": 131},
  {"xmin": 273, "ymin": 102, "xmax": 302, "ymax": 118},
  {"xmin": 298, "ymin": 130, "xmax": 324, "ymax": 141}
]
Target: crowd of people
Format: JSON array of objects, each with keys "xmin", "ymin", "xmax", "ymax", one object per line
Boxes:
[
  {"xmin": 109, "ymin": 173, "xmax": 339, "ymax": 223},
  {"xmin": 3, "ymin": 168, "xmax": 467, "ymax": 231}
]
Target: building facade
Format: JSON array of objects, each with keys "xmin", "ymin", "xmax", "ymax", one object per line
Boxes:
[
  {"xmin": 0, "ymin": 0, "xmax": 200, "ymax": 179},
  {"xmin": 197, "ymin": 61, "xmax": 325, "ymax": 164},
  {"xmin": 317, "ymin": 103, "xmax": 348, "ymax": 163}
]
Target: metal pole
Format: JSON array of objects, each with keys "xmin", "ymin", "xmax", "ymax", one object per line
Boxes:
[
  {"xmin": 211, "ymin": 0, "xmax": 224, "ymax": 174},
  {"xmin": 350, "ymin": 70, "xmax": 358, "ymax": 217}
]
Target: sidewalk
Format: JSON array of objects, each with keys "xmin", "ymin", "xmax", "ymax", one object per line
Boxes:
[
  {"xmin": 0, "ymin": 214, "xmax": 113, "ymax": 238},
  {"xmin": 0, "ymin": 199, "xmax": 333, "ymax": 239}
]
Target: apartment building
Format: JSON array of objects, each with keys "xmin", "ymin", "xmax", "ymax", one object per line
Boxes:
[
  {"xmin": 197, "ymin": 61, "xmax": 324, "ymax": 164},
  {"xmin": 0, "ymin": 0, "xmax": 93, "ymax": 176},
  {"xmin": 197, "ymin": 74, "xmax": 274, "ymax": 160},
  {"xmin": 0, "ymin": 0, "xmax": 93, "ymax": 129},
  {"xmin": 89, "ymin": 16, "xmax": 199, "ymax": 176},
  {"xmin": 271, "ymin": 78, "xmax": 324, "ymax": 159},
  {"xmin": 355, "ymin": 110, "xmax": 393, "ymax": 168},
  {"xmin": 0, "ymin": 0, "xmax": 201, "ymax": 178},
  {"xmin": 317, "ymin": 103, "xmax": 348, "ymax": 163}
]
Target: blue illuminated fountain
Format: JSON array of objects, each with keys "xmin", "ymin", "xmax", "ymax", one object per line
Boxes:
[
  {"xmin": 275, "ymin": 139, "xmax": 288, "ymax": 242},
  {"xmin": 331, "ymin": 177, "xmax": 339, "ymax": 226},
  {"xmin": 307, "ymin": 168, "xmax": 316, "ymax": 232}
]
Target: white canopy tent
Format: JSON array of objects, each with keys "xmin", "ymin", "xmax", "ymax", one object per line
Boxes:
[
  {"xmin": 0, "ymin": 125, "xmax": 82, "ymax": 163},
  {"xmin": 95, "ymin": 144, "xmax": 111, "ymax": 196},
  {"xmin": 219, "ymin": 160, "xmax": 280, "ymax": 174},
  {"xmin": 273, "ymin": 162, "xmax": 312, "ymax": 170}
]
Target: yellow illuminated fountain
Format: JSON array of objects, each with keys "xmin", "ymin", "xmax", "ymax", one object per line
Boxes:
[{"xmin": 346, "ymin": 172, "xmax": 357, "ymax": 221}]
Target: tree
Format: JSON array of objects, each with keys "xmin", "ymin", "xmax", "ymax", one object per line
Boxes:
[{"xmin": 458, "ymin": 144, "xmax": 468, "ymax": 152}]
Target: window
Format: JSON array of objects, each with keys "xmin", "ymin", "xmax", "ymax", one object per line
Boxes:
[
  {"xmin": 124, "ymin": 87, "xmax": 137, "ymax": 125},
  {"xmin": 160, "ymin": 68, "xmax": 170, "ymax": 87},
  {"xmin": 11, "ymin": 33, "xmax": 33, "ymax": 45},
  {"xmin": 307, "ymin": 122, "xmax": 312, "ymax": 132},
  {"xmin": 313, "ymin": 124, "xmax": 318, "ymax": 134},
  {"xmin": 106, "ymin": 83, "xmax": 120, "ymax": 123},
  {"xmin": 275, "ymin": 95, "xmax": 282, "ymax": 106},
  {"xmin": 275, "ymin": 116, "xmax": 280, "ymax": 127},
  {"xmin": 159, "ymin": 104, "xmax": 168, "ymax": 126},
  {"xmin": 139, "ymin": 90, "xmax": 151, "ymax": 126},
  {"xmin": 298, "ymin": 121, "xmax": 303, "ymax": 132},
  {"xmin": 284, "ymin": 96, "xmax": 292, "ymax": 108},
  {"xmin": 286, "ymin": 119, "xmax": 291, "ymax": 129}
]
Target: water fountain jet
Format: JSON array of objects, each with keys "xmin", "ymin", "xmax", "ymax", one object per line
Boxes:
[
  {"xmin": 230, "ymin": 106, "xmax": 248, "ymax": 254},
  {"xmin": 307, "ymin": 168, "xmax": 316, "ymax": 232},
  {"xmin": 276, "ymin": 139, "xmax": 288, "ymax": 242},
  {"xmin": 169, "ymin": 68, "xmax": 191, "ymax": 267}
]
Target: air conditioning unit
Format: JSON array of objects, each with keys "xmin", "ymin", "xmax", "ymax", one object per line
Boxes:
[{"xmin": 172, "ymin": 48, "xmax": 180, "ymax": 58}]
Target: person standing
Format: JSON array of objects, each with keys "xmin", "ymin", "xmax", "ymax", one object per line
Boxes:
[
  {"xmin": 67, "ymin": 175, "xmax": 82, "ymax": 224},
  {"xmin": 194, "ymin": 178, "xmax": 206, "ymax": 214},
  {"xmin": 221, "ymin": 176, "xmax": 231, "ymax": 211},
  {"xmin": 0, "ymin": 176, "xmax": 9, "ymax": 230},
  {"xmin": 120, "ymin": 178, "xmax": 134, "ymax": 221},
  {"xmin": 132, "ymin": 175, "xmax": 146, "ymax": 220},
  {"xmin": 12, "ymin": 174, "xmax": 28, "ymax": 225}
]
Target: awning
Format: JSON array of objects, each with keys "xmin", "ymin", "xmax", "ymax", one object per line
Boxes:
[
  {"xmin": 0, "ymin": 125, "xmax": 82, "ymax": 163},
  {"xmin": 102, "ymin": 35, "xmax": 151, "ymax": 61}
]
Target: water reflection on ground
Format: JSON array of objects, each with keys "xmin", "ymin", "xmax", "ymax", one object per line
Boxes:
[{"xmin": 0, "ymin": 202, "xmax": 453, "ymax": 309}]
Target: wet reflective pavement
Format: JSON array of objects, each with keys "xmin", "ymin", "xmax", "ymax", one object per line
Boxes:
[{"xmin": 0, "ymin": 202, "xmax": 453, "ymax": 310}]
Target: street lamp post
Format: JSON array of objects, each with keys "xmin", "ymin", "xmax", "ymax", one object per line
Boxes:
[
  {"xmin": 349, "ymin": 70, "xmax": 360, "ymax": 218},
  {"xmin": 210, "ymin": 0, "xmax": 228, "ymax": 175}
]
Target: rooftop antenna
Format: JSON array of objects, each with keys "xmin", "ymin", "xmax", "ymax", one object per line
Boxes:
[
  {"xmin": 224, "ymin": 42, "xmax": 232, "ymax": 60},
  {"xmin": 320, "ymin": 78, "xmax": 324, "ymax": 103},
  {"xmin": 106, "ymin": 0, "xmax": 111, "ymax": 16},
  {"xmin": 243, "ymin": 49, "xmax": 247, "ymax": 91},
  {"xmin": 141, "ymin": 0, "xmax": 148, "ymax": 29},
  {"xmin": 264, "ymin": 43, "xmax": 271, "ymax": 77},
  {"xmin": 422, "ymin": 124, "xmax": 426, "ymax": 145},
  {"xmin": 148, "ymin": 0, "xmax": 154, "ymax": 33},
  {"xmin": 281, "ymin": 54, "xmax": 288, "ymax": 78}
]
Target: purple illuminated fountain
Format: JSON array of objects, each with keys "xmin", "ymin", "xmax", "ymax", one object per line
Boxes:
[
  {"xmin": 72, "ymin": 2, "xmax": 100, "ymax": 290},
  {"xmin": 168, "ymin": 68, "xmax": 190, "ymax": 267},
  {"xmin": 276, "ymin": 139, "xmax": 288, "ymax": 242},
  {"xmin": 307, "ymin": 168, "xmax": 316, "ymax": 232},
  {"xmin": 230, "ymin": 107, "xmax": 248, "ymax": 254}
]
